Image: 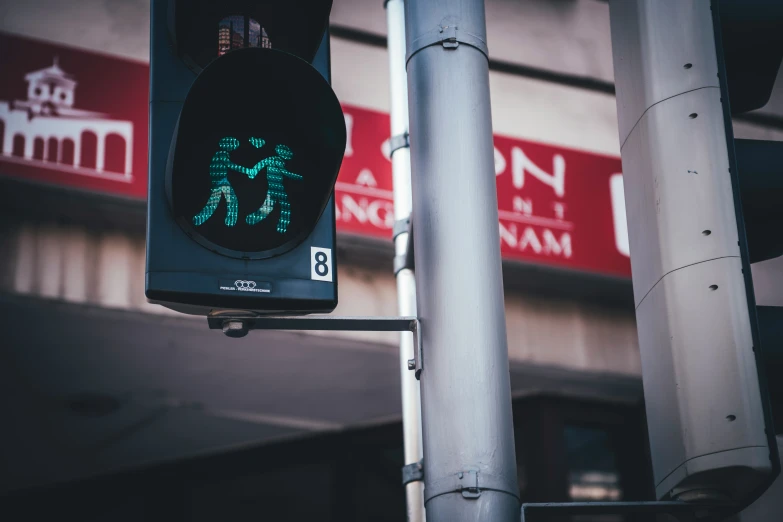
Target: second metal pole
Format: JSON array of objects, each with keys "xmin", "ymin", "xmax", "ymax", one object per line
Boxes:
[
  {"xmin": 386, "ymin": 0, "xmax": 425, "ymax": 521},
  {"xmin": 404, "ymin": 0, "xmax": 520, "ymax": 520}
]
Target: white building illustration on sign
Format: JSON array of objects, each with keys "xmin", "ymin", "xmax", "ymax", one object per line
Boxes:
[{"xmin": 0, "ymin": 58, "xmax": 134, "ymax": 182}]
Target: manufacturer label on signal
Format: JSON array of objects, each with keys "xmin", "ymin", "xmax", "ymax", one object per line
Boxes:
[{"xmin": 218, "ymin": 279, "xmax": 271, "ymax": 293}]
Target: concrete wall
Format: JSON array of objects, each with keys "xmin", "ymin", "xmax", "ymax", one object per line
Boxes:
[
  {"xmin": 5, "ymin": 0, "xmax": 780, "ymax": 116},
  {"xmin": 1, "ymin": 0, "xmax": 615, "ymax": 78},
  {"xmin": 332, "ymin": 36, "xmax": 622, "ymax": 156},
  {"xmin": 0, "ymin": 219, "xmax": 642, "ymax": 376}
]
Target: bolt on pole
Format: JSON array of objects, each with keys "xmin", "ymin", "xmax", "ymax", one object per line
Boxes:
[
  {"xmin": 385, "ymin": 0, "xmax": 425, "ymax": 520},
  {"xmin": 404, "ymin": 0, "xmax": 520, "ymax": 520}
]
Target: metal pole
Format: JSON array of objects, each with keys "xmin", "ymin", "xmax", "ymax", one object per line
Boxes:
[
  {"xmin": 385, "ymin": 1, "xmax": 425, "ymax": 521},
  {"xmin": 404, "ymin": 1, "xmax": 520, "ymax": 520}
]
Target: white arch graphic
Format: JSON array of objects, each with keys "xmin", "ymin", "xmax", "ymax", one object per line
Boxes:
[{"xmin": 0, "ymin": 57, "xmax": 135, "ymax": 183}]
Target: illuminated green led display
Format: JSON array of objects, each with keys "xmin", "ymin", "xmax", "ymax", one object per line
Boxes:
[
  {"xmin": 169, "ymin": 48, "xmax": 346, "ymax": 259},
  {"xmin": 246, "ymin": 144, "xmax": 302, "ymax": 233},
  {"xmin": 192, "ymin": 137, "xmax": 302, "ymax": 234},
  {"xmin": 193, "ymin": 136, "xmax": 261, "ymax": 227}
]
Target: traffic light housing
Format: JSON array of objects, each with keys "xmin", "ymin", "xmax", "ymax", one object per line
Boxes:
[
  {"xmin": 714, "ymin": 0, "xmax": 783, "ymax": 439},
  {"xmin": 146, "ymin": 0, "xmax": 345, "ymax": 315},
  {"xmin": 608, "ymin": 0, "xmax": 783, "ymax": 509}
]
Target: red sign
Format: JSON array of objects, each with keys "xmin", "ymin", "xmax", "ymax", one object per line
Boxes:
[
  {"xmin": 337, "ymin": 105, "xmax": 631, "ymax": 278},
  {"xmin": 0, "ymin": 33, "xmax": 148, "ymax": 199},
  {"xmin": 0, "ymin": 32, "xmax": 630, "ymax": 278},
  {"xmin": 493, "ymin": 136, "xmax": 629, "ymax": 277},
  {"xmin": 334, "ymin": 106, "xmax": 396, "ymax": 237}
]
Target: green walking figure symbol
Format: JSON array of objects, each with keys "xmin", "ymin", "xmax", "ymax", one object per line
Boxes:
[
  {"xmin": 192, "ymin": 136, "xmax": 265, "ymax": 227},
  {"xmin": 245, "ymin": 144, "xmax": 303, "ymax": 233}
]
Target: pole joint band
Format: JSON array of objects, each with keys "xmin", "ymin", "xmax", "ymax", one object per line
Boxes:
[
  {"xmin": 402, "ymin": 460, "xmax": 424, "ymax": 486},
  {"xmin": 425, "ymin": 469, "xmax": 520, "ymax": 503},
  {"xmin": 406, "ymin": 23, "xmax": 489, "ymax": 65}
]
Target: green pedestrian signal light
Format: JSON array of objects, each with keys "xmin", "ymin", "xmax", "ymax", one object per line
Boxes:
[
  {"xmin": 168, "ymin": 47, "xmax": 346, "ymax": 260},
  {"xmin": 191, "ymin": 137, "xmax": 302, "ymax": 233},
  {"xmin": 243, "ymin": 143, "xmax": 302, "ymax": 233}
]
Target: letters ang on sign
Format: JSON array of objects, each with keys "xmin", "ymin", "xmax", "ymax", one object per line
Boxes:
[
  {"xmin": 496, "ymin": 145, "xmax": 573, "ymax": 259},
  {"xmin": 333, "ymin": 109, "xmax": 396, "ymax": 236}
]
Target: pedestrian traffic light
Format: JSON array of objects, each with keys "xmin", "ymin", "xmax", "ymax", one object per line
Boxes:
[
  {"xmin": 608, "ymin": 0, "xmax": 783, "ymax": 510},
  {"xmin": 146, "ymin": 0, "xmax": 345, "ymax": 315}
]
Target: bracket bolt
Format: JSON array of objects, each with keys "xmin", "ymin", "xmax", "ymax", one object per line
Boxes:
[
  {"xmin": 407, "ymin": 358, "xmax": 416, "ymax": 371},
  {"xmin": 223, "ymin": 320, "xmax": 249, "ymax": 338}
]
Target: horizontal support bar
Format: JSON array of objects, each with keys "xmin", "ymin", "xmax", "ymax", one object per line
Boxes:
[
  {"xmin": 521, "ymin": 501, "xmax": 736, "ymax": 521},
  {"xmin": 207, "ymin": 315, "xmax": 416, "ymax": 332},
  {"xmin": 207, "ymin": 314, "xmax": 423, "ymax": 379}
]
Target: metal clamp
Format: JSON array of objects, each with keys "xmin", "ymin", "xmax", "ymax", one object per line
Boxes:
[
  {"xmin": 424, "ymin": 469, "xmax": 518, "ymax": 502},
  {"xmin": 388, "ymin": 132, "xmax": 410, "ymax": 156},
  {"xmin": 393, "ymin": 216, "xmax": 415, "ymax": 276},
  {"xmin": 394, "ymin": 254, "xmax": 411, "ymax": 276},
  {"xmin": 407, "ymin": 23, "xmax": 489, "ymax": 64},
  {"xmin": 458, "ymin": 469, "xmax": 480, "ymax": 499},
  {"xmin": 402, "ymin": 460, "xmax": 424, "ymax": 486},
  {"xmin": 208, "ymin": 313, "xmax": 423, "ymax": 380},
  {"xmin": 392, "ymin": 217, "xmax": 410, "ymax": 240},
  {"xmin": 440, "ymin": 24, "xmax": 459, "ymax": 49}
]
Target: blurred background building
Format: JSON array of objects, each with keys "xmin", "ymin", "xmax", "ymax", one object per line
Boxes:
[{"xmin": 0, "ymin": 0, "xmax": 782, "ymax": 520}]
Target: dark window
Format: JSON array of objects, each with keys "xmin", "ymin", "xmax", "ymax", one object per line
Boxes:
[
  {"xmin": 104, "ymin": 133, "xmax": 126, "ymax": 174},
  {"xmin": 218, "ymin": 15, "xmax": 270, "ymax": 57},
  {"xmin": 46, "ymin": 137, "xmax": 58, "ymax": 162},
  {"xmin": 513, "ymin": 396, "xmax": 654, "ymax": 516},
  {"xmin": 33, "ymin": 137, "xmax": 45, "ymax": 160},
  {"xmin": 80, "ymin": 131, "xmax": 97, "ymax": 169},
  {"xmin": 61, "ymin": 138, "xmax": 75, "ymax": 165},
  {"xmin": 564, "ymin": 425, "xmax": 622, "ymax": 501},
  {"xmin": 12, "ymin": 134, "xmax": 25, "ymax": 157}
]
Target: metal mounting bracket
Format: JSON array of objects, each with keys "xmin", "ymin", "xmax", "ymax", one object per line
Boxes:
[
  {"xmin": 207, "ymin": 312, "xmax": 423, "ymax": 380},
  {"xmin": 458, "ymin": 469, "xmax": 480, "ymax": 499},
  {"xmin": 440, "ymin": 24, "xmax": 459, "ymax": 49},
  {"xmin": 393, "ymin": 216, "xmax": 415, "ymax": 276},
  {"xmin": 406, "ymin": 23, "xmax": 489, "ymax": 64},
  {"xmin": 402, "ymin": 460, "xmax": 424, "ymax": 486},
  {"xmin": 392, "ymin": 217, "xmax": 410, "ymax": 241},
  {"xmin": 388, "ymin": 132, "xmax": 410, "ymax": 156}
]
